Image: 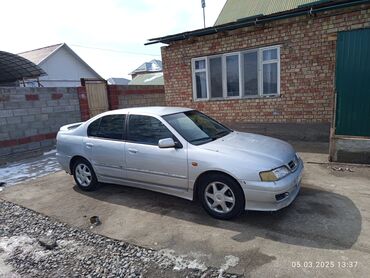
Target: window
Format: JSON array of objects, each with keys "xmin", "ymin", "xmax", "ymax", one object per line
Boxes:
[
  {"xmin": 87, "ymin": 115, "xmax": 125, "ymax": 140},
  {"xmin": 209, "ymin": 57, "xmax": 223, "ymax": 98},
  {"xmin": 243, "ymin": 52, "xmax": 258, "ymax": 96},
  {"xmin": 194, "ymin": 59, "xmax": 208, "ymax": 99},
  {"xmin": 262, "ymin": 49, "xmax": 279, "ymax": 95},
  {"xmin": 226, "ymin": 55, "xmax": 240, "ymax": 97},
  {"xmin": 128, "ymin": 115, "xmax": 173, "ymax": 145},
  {"xmin": 192, "ymin": 46, "xmax": 280, "ymax": 100}
]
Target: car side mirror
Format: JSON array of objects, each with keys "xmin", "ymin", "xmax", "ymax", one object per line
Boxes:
[{"xmin": 158, "ymin": 138, "xmax": 176, "ymax": 148}]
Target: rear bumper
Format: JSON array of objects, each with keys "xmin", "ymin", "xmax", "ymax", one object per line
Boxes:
[
  {"xmin": 240, "ymin": 159, "xmax": 304, "ymax": 211},
  {"xmin": 56, "ymin": 152, "xmax": 72, "ymax": 174}
]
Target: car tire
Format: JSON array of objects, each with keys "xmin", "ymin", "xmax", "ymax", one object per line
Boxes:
[
  {"xmin": 72, "ymin": 158, "xmax": 99, "ymax": 191},
  {"xmin": 198, "ymin": 173, "xmax": 245, "ymax": 220}
]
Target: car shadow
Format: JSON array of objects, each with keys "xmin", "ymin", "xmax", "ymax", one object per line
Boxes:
[{"xmin": 73, "ymin": 182, "xmax": 361, "ymax": 250}]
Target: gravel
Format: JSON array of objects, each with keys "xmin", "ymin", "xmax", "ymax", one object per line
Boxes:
[{"xmin": 0, "ymin": 200, "xmax": 241, "ymax": 277}]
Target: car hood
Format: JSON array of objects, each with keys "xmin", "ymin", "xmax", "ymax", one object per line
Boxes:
[{"xmin": 198, "ymin": 131, "xmax": 296, "ymax": 169}]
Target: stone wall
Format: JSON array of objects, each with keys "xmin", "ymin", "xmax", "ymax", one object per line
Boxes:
[
  {"xmin": 0, "ymin": 87, "xmax": 81, "ymax": 163},
  {"xmin": 161, "ymin": 4, "xmax": 370, "ymax": 142}
]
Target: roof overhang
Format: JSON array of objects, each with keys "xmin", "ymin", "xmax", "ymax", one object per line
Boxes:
[
  {"xmin": 0, "ymin": 51, "xmax": 46, "ymax": 83},
  {"xmin": 146, "ymin": 0, "xmax": 370, "ymax": 45}
]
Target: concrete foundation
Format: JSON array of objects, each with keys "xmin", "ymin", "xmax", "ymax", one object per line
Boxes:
[{"xmin": 330, "ymin": 136, "xmax": 370, "ymax": 164}]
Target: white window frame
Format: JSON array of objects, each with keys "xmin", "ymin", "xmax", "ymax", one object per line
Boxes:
[
  {"xmin": 192, "ymin": 57, "xmax": 209, "ymax": 100},
  {"xmin": 191, "ymin": 45, "xmax": 281, "ymax": 101},
  {"xmin": 260, "ymin": 46, "xmax": 281, "ymax": 97}
]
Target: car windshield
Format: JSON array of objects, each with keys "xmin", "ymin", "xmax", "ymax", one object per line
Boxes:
[{"xmin": 163, "ymin": 110, "xmax": 232, "ymax": 145}]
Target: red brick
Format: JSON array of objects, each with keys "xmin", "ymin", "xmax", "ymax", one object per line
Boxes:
[
  {"xmin": 25, "ymin": 94, "xmax": 39, "ymax": 101},
  {"xmin": 0, "ymin": 132, "xmax": 57, "ymax": 148},
  {"xmin": 0, "ymin": 95, "xmax": 10, "ymax": 102},
  {"xmin": 52, "ymin": 93, "xmax": 63, "ymax": 100},
  {"xmin": 161, "ymin": 5, "xmax": 370, "ymax": 124}
]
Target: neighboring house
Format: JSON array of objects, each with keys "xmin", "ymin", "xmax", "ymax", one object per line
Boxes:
[
  {"xmin": 18, "ymin": 43, "xmax": 102, "ymax": 87},
  {"xmin": 147, "ymin": 0, "xmax": 370, "ymax": 163},
  {"xmin": 129, "ymin": 59, "xmax": 162, "ymax": 79},
  {"xmin": 129, "ymin": 72, "xmax": 164, "ymax": 86},
  {"xmin": 107, "ymin": 77, "xmax": 130, "ymax": 85}
]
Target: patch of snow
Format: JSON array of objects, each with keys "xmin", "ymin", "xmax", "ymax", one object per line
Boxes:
[
  {"xmin": 43, "ymin": 149, "xmax": 56, "ymax": 156},
  {"xmin": 0, "ymin": 151, "xmax": 61, "ymax": 186},
  {"xmin": 144, "ymin": 73, "xmax": 163, "ymax": 83},
  {"xmin": 149, "ymin": 61, "xmax": 161, "ymax": 71},
  {"xmin": 158, "ymin": 249, "xmax": 207, "ymax": 272},
  {"xmin": 218, "ymin": 255, "xmax": 239, "ymax": 277},
  {"xmin": 0, "ymin": 235, "xmax": 48, "ymax": 276}
]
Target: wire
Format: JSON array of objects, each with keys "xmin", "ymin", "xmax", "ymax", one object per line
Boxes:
[{"xmin": 70, "ymin": 44, "xmax": 160, "ymax": 57}]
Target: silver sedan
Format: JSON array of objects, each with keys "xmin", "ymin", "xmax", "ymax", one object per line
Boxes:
[{"xmin": 56, "ymin": 107, "xmax": 303, "ymax": 219}]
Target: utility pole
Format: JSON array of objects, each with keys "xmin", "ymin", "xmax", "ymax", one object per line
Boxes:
[{"xmin": 201, "ymin": 0, "xmax": 206, "ymax": 28}]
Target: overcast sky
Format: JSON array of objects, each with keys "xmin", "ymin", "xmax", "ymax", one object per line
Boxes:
[{"xmin": 1, "ymin": 0, "xmax": 227, "ymax": 79}]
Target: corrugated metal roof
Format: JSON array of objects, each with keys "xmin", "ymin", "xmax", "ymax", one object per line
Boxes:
[
  {"xmin": 215, "ymin": 0, "xmax": 324, "ymax": 25},
  {"xmin": 18, "ymin": 43, "xmax": 63, "ymax": 65},
  {"xmin": 129, "ymin": 72, "xmax": 164, "ymax": 86},
  {"xmin": 0, "ymin": 51, "xmax": 46, "ymax": 83}
]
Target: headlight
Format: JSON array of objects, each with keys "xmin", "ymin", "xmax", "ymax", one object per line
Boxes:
[{"xmin": 260, "ymin": 166, "xmax": 290, "ymax": 182}]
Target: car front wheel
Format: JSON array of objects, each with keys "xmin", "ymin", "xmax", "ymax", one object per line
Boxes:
[
  {"xmin": 199, "ymin": 173, "xmax": 245, "ymax": 220},
  {"xmin": 73, "ymin": 159, "xmax": 99, "ymax": 191}
]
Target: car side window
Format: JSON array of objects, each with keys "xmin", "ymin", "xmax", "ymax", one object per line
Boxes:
[
  {"xmin": 128, "ymin": 115, "xmax": 173, "ymax": 145},
  {"xmin": 87, "ymin": 118, "xmax": 101, "ymax": 137},
  {"xmin": 87, "ymin": 115, "xmax": 125, "ymax": 140}
]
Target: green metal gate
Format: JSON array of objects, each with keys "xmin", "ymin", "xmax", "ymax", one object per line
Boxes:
[{"xmin": 335, "ymin": 28, "xmax": 370, "ymax": 137}]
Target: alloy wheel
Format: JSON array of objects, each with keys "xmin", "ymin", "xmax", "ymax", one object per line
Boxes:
[
  {"xmin": 75, "ymin": 163, "xmax": 92, "ymax": 187},
  {"xmin": 204, "ymin": 181, "xmax": 235, "ymax": 214}
]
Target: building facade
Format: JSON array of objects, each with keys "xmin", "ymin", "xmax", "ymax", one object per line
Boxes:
[{"xmin": 154, "ymin": 2, "xmax": 370, "ymax": 150}]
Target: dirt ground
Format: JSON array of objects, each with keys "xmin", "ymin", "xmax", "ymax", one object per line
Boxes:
[{"xmin": 1, "ymin": 144, "xmax": 370, "ymax": 277}]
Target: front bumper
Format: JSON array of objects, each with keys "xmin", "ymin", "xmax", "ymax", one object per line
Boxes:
[{"xmin": 240, "ymin": 159, "xmax": 304, "ymax": 211}]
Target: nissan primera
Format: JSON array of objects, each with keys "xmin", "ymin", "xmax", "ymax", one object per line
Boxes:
[{"xmin": 56, "ymin": 107, "xmax": 303, "ymax": 219}]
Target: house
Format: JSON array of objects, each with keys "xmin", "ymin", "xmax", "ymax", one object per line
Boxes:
[
  {"xmin": 129, "ymin": 72, "xmax": 164, "ymax": 86},
  {"xmin": 147, "ymin": 0, "xmax": 370, "ymax": 163},
  {"xmin": 107, "ymin": 77, "xmax": 130, "ymax": 85},
  {"xmin": 129, "ymin": 59, "xmax": 162, "ymax": 79},
  {"xmin": 18, "ymin": 43, "xmax": 102, "ymax": 87}
]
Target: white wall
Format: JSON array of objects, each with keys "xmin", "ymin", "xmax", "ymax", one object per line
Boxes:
[{"xmin": 37, "ymin": 46, "xmax": 100, "ymax": 87}]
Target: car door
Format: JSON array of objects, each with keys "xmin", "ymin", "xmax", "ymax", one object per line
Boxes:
[
  {"xmin": 125, "ymin": 114, "xmax": 188, "ymax": 190},
  {"xmin": 84, "ymin": 114, "xmax": 126, "ymax": 180}
]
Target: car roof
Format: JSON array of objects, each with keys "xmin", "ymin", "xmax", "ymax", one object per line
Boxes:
[{"xmin": 102, "ymin": 106, "xmax": 194, "ymax": 117}]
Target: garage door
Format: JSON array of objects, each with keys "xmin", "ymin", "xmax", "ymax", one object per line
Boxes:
[{"xmin": 335, "ymin": 28, "xmax": 370, "ymax": 137}]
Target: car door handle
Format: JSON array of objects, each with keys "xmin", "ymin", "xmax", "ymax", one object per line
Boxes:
[
  {"xmin": 85, "ymin": 143, "xmax": 93, "ymax": 148},
  {"xmin": 128, "ymin": 148, "xmax": 138, "ymax": 154}
]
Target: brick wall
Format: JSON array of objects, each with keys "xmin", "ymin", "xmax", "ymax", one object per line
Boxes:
[
  {"xmin": 161, "ymin": 5, "xmax": 370, "ymax": 140},
  {"xmin": 0, "ymin": 87, "xmax": 81, "ymax": 162},
  {"xmin": 107, "ymin": 85, "xmax": 165, "ymax": 110}
]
